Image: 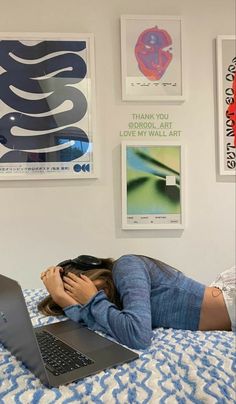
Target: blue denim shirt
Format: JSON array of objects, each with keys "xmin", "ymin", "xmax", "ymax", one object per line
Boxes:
[{"xmin": 63, "ymin": 255, "xmax": 205, "ymax": 349}]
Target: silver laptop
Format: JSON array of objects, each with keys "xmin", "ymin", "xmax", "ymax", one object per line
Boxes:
[{"xmin": 0, "ymin": 274, "xmax": 138, "ymax": 387}]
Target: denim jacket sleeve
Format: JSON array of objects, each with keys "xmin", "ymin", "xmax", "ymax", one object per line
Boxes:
[{"xmin": 63, "ymin": 254, "xmax": 153, "ymax": 349}]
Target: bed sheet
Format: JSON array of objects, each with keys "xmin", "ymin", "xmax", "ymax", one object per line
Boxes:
[{"xmin": 0, "ymin": 289, "xmax": 235, "ymax": 403}]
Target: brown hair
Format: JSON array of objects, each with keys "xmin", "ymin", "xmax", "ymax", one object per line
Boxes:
[{"xmin": 38, "ymin": 258, "xmax": 121, "ymax": 316}]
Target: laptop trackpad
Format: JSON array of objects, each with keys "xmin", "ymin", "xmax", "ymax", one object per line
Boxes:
[{"xmin": 58, "ymin": 327, "xmax": 113, "ymax": 354}]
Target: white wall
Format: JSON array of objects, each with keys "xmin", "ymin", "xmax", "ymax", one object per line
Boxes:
[{"xmin": 0, "ymin": 0, "xmax": 235, "ymax": 288}]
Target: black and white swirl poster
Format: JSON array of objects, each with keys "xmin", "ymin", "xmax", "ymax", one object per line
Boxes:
[{"xmin": 0, "ymin": 34, "xmax": 96, "ymax": 179}]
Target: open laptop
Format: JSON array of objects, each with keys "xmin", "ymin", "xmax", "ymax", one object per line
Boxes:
[{"xmin": 0, "ymin": 274, "xmax": 139, "ymax": 387}]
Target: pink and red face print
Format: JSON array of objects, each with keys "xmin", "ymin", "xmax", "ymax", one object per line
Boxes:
[{"xmin": 135, "ymin": 26, "xmax": 172, "ymax": 81}]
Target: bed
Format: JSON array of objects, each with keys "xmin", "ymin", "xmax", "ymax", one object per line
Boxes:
[{"xmin": 0, "ymin": 289, "xmax": 235, "ymax": 403}]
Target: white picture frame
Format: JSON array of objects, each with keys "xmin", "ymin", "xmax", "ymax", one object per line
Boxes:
[
  {"xmin": 121, "ymin": 141, "xmax": 184, "ymax": 229},
  {"xmin": 120, "ymin": 15, "xmax": 185, "ymax": 102},
  {"xmin": 0, "ymin": 32, "xmax": 97, "ymax": 180},
  {"xmin": 216, "ymin": 35, "xmax": 236, "ymax": 176}
]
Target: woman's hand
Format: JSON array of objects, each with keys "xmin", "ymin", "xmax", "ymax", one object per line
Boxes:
[
  {"xmin": 40, "ymin": 266, "xmax": 77, "ymax": 308},
  {"xmin": 63, "ymin": 273, "xmax": 98, "ymax": 305}
]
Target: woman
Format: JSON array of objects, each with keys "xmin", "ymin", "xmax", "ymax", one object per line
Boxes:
[{"xmin": 39, "ymin": 254, "xmax": 235, "ymax": 349}]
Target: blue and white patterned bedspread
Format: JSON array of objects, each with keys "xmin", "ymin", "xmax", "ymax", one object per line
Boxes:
[{"xmin": 0, "ymin": 289, "xmax": 235, "ymax": 403}]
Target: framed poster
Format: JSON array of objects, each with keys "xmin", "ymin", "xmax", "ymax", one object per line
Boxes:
[
  {"xmin": 216, "ymin": 35, "xmax": 236, "ymax": 176},
  {"xmin": 0, "ymin": 32, "xmax": 97, "ymax": 180},
  {"xmin": 121, "ymin": 141, "xmax": 184, "ymax": 229},
  {"xmin": 120, "ymin": 15, "xmax": 185, "ymax": 102}
]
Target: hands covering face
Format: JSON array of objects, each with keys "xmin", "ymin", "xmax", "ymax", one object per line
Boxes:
[
  {"xmin": 40, "ymin": 266, "xmax": 98, "ymax": 307},
  {"xmin": 63, "ymin": 272, "xmax": 98, "ymax": 305}
]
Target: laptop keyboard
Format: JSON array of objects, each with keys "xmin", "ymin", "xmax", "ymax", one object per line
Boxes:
[{"xmin": 36, "ymin": 330, "xmax": 94, "ymax": 376}]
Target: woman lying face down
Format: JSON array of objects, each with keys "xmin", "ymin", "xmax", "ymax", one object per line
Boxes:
[{"xmin": 38, "ymin": 254, "xmax": 235, "ymax": 349}]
